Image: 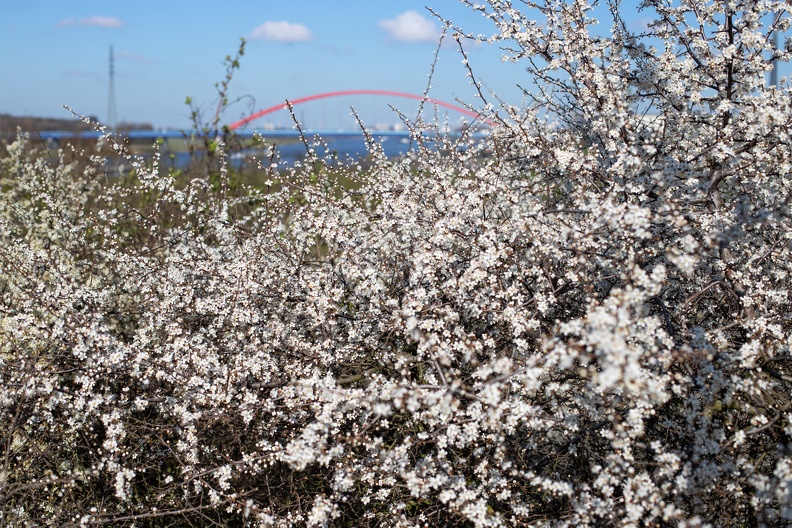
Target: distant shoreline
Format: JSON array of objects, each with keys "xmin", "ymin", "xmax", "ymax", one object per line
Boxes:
[{"xmin": 0, "ymin": 113, "xmax": 152, "ymax": 139}]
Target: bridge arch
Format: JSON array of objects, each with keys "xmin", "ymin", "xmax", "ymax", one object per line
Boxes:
[{"xmin": 228, "ymin": 90, "xmax": 491, "ymax": 130}]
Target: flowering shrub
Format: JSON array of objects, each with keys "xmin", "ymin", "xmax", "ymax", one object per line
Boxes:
[{"xmin": 3, "ymin": 1, "xmax": 792, "ymax": 526}]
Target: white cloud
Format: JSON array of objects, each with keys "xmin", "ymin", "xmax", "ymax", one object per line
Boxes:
[
  {"xmin": 378, "ymin": 11, "xmax": 438, "ymax": 43},
  {"xmin": 250, "ymin": 21, "xmax": 313, "ymax": 43},
  {"xmin": 57, "ymin": 16, "xmax": 125, "ymax": 29}
]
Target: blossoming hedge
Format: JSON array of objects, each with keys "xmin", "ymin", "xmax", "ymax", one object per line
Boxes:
[{"xmin": 2, "ymin": 1, "xmax": 792, "ymax": 526}]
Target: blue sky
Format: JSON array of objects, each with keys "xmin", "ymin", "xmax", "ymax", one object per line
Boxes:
[
  {"xmin": 3, "ymin": 0, "xmax": 528, "ymax": 129},
  {"xmin": 2, "ymin": 1, "xmax": 786, "ymax": 130}
]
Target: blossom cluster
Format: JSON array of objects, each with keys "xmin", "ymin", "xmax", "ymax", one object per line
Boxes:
[{"xmin": 2, "ymin": 1, "xmax": 792, "ymax": 526}]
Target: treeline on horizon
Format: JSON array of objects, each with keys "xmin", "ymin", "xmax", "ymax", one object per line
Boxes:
[{"xmin": 0, "ymin": 113, "xmax": 153, "ymax": 138}]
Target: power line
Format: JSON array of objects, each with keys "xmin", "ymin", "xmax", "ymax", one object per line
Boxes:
[{"xmin": 108, "ymin": 45, "xmax": 117, "ymax": 131}]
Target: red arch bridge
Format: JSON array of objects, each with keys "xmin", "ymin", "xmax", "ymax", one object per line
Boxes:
[
  {"xmin": 29, "ymin": 90, "xmax": 495, "ymax": 144},
  {"xmin": 228, "ymin": 89, "xmax": 494, "ymax": 130}
]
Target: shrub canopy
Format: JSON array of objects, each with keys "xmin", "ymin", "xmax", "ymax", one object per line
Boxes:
[{"xmin": 2, "ymin": 1, "xmax": 792, "ymax": 526}]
